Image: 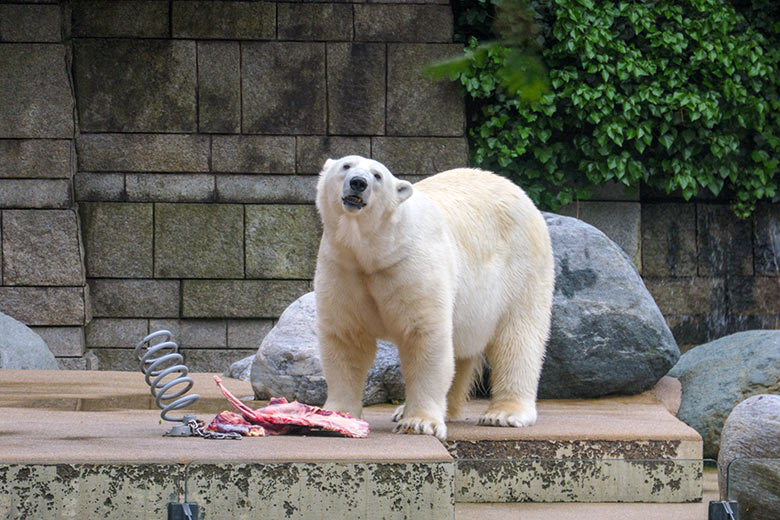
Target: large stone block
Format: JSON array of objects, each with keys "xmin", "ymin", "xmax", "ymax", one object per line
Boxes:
[
  {"xmin": 754, "ymin": 203, "xmax": 779, "ymax": 276},
  {"xmin": 77, "ymin": 134, "xmax": 209, "ymax": 172},
  {"xmin": 227, "ymin": 319, "xmax": 274, "ymax": 349},
  {"xmin": 215, "ymin": 175, "xmax": 318, "ymax": 204},
  {"xmin": 296, "ymin": 136, "xmax": 371, "ymax": 174},
  {"xmin": 0, "ymin": 44, "xmax": 73, "ymax": 138},
  {"xmin": 85, "ymin": 318, "xmax": 148, "ymax": 348},
  {"xmin": 154, "ymin": 203, "xmax": 244, "ymax": 279},
  {"xmin": 71, "ymin": 0, "xmax": 169, "ymax": 38},
  {"xmin": 172, "ymin": 0, "xmax": 274, "ymax": 39},
  {"xmin": 697, "ymin": 203, "xmax": 753, "ymax": 276},
  {"xmin": 371, "ymin": 137, "xmax": 468, "ymax": 175},
  {"xmin": 0, "ymin": 312, "xmax": 58, "ymax": 369},
  {"xmin": 242, "ymin": 42, "xmax": 326, "ymax": 134},
  {"xmin": 74, "ymin": 173, "xmax": 125, "ymax": 201},
  {"xmin": 2, "ymin": 210, "xmax": 84, "ymax": 285},
  {"xmin": 641, "ymin": 203, "xmax": 697, "ymax": 277},
  {"xmin": 727, "ymin": 276, "xmax": 780, "ymax": 316},
  {"xmin": 0, "ymin": 287, "xmax": 86, "ymax": 326},
  {"xmin": 0, "ymin": 4, "xmax": 60, "ymax": 42},
  {"xmin": 644, "ymin": 277, "xmax": 722, "ymax": 316},
  {"xmin": 80, "ymin": 203, "xmax": 153, "ymax": 278},
  {"xmin": 277, "ymin": 3, "xmax": 352, "ymax": 41},
  {"xmin": 149, "ymin": 319, "xmax": 226, "ymax": 349},
  {"xmin": 387, "ymin": 44, "xmax": 465, "ymax": 136},
  {"xmin": 212, "ymin": 135, "xmax": 295, "ymax": 174},
  {"xmin": 89, "ymin": 279, "xmax": 179, "ymax": 318},
  {"xmin": 183, "ymin": 280, "xmax": 311, "ymax": 318},
  {"xmin": 558, "ymin": 201, "xmax": 641, "ymax": 268},
  {"xmin": 354, "ymin": 4, "xmax": 453, "ymax": 43},
  {"xmin": 31, "ymin": 326, "xmax": 85, "ymax": 357},
  {"xmin": 197, "ymin": 41, "xmax": 240, "ymax": 134},
  {"xmin": 125, "ymin": 174, "xmax": 215, "ymax": 202},
  {"xmin": 327, "ymin": 43, "xmax": 385, "ymax": 135},
  {"xmin": 0, "ymin": 179, "xmax": 71, "ymax": 208},
  {"xmin": 74, "ymin": 39, "xmax": 196, "ymax": 132},
  {"xmin": 246, "ymin": 205, "xmax": 322, "ymax": 279},
  {"xmin": 178, "ymin": 349, "xmax": 257, "ymax": 372},
  {"xmin": 0, "ymin": 139, "xmax": 71, "ymax": 179}
]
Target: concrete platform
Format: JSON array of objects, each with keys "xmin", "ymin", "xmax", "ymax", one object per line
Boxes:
[{"xmin": 0, "ymin": 370, "xmax": 705, "ymax": 519}]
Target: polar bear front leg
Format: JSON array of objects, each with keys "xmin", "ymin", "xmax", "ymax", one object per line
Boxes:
[
  {"xmin": 319, "ymin": 330, "xmax": 377, "ymax": 419},
  {"xmin": 393, "ymin": 331, "xmax": 454, "ymax": 441}
]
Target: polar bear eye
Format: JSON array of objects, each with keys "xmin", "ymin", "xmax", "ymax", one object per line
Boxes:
[
  {"xmin": 372, "ymin": 170, "xmax": 382, "ymax": 181},
  {"xmin": 343, "ymin": 163, "xmax": 351, "ymax": 170}
]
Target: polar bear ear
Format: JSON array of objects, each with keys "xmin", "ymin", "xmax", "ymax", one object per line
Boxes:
[
  {"xmin": 397, "ymin": 180, "xmax": 413, "ymax": 204},
  {"xmin": 321, "ymin": 158, "xmax": 335, "ymax": 174}
]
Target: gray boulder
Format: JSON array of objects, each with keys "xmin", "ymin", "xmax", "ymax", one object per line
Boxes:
[
  {"xmin": 717, "ymin": 394, "xmax": 780, "ymax": 519},
  {"xmin": 669, "ymin": 330, "xmax": 780, "ymax": 459},
  {"xmin": 0, "ymin": 312, "xmax": 58, "ymax": 369},
  {"xmin": 249, "ymin": 292, "xmax": 404, "ymax": 406},
  {"xmin": 538, "ymin": 213, "xmax": 680, "ymax": 398}
]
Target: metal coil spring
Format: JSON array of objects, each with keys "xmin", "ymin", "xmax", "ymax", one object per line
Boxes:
[{"xmin": 134, "ymin": 330, "xmax": 200, "ymax": 423}]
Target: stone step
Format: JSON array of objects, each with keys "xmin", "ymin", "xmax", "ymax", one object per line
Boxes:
[{"xmin": 0, "ymin": 371, "xmax": 704, "ymax": 519}]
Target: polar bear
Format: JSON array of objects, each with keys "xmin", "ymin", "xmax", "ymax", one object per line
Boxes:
[{"xmin": 314, "ymin": 155, "xmax": 554, "ymax": 440}]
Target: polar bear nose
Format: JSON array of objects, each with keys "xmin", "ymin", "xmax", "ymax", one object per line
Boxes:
[{"xmin": 349, "ymin": 176, "xmax": 368, "ymax": 192}]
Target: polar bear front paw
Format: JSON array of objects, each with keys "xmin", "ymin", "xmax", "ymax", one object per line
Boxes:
[
  {"xmin": 391, "ymin": 404, "xmax": 405, "ymax": 422},
  {"xmin": 393, "ymin": 416, "xmax": 447, "ymax": 441},
  {"xmin": 479, "ymin": 402, "xmax": 537, "ymax": 427}
]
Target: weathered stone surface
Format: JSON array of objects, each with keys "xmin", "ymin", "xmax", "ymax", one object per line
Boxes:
[
  {"xmin": 754, "ymin": 203, "xmax": 779, "ymax": 276},
  {"xmin": 371, "ymin": 137, "xmax": 469, "ymax": 175},
  {"xmin": 78, "ymin": 134, "xmax": 209, "ymax": 172},
  {"xmin": 31, "ymin": 326, "xmax": 85, "ymax": 357},
  {"xmin": 668, "ymin": 330, "xmax": 780, "ymax": 458},
  {"xmin": 0, "ymin": 287, "xmax": 86, "ymax": 326},
  {"xmin": 212, "ymin": 135, "xmax": 295, "ymax": 173},
  {"xmin": 0, "ymin": 44, "xmax": 73, "ymax": 138},
  {"xmin": 149, "ymin": 319, "xmax": 226, "ymax": 349},
  {"xmin": 179, "ymin": 349, "xmax": 257, "ymax": 373},
  {"xmin": 242, "ymin": 42, "xmax": 326, "ymax": 134},
  {"xmin": 85, "ymin": 318, "xmax": 148, "ymax": 349},
  {"xmin": 0, "ymin": 4, "xmax": 60, "ymax": 42},
  {"xmin": 125, "ymin": 174, "xmax": 215, "ymax": 202},
  {"xmin": 182, "ymin": 280, "xmax": 310, "ymax": 318},
  {"xmin": 245, "ymin": 205, "xmax": 322, "ymax": 279},
  {"xmin": 172, "ymin": 0, "xmax": 274, "ymax": 39},
  {"xmin": 558, "ymin": 201, "xmax": 641, "ymax": 268},
  {"xmin": 641, "ymin": 203, "xmax": 697, "ymax": 277},
  {"xmin": 72, "ymin": 0, "xmax": 169, "ymax": 38},
  {"xmin": 387, "ymin": 44, "xmax": 465, "ymax": 136},
  {"xmin": 80, "ymin": 203, "xmax": 153, "ymax": 278},
  {"xmin": 248, "ymin": 292, "xmax": 405, "ymax": 406},
  {"xmin": 0, "ymin": 312, "xmax": 58, "ymax": 369},
  {"xmin": 57, "ymin": 351, "xmax": 99, "ymax": 370},
  {"xmin": 327, "ymin": 43, "xmax": 385, "ymax": 135},
  {"xmin": 354, "ymin": 4, "xmax": 453, "ymax": 42},
  {"xmin": 227, "ymin": 319, "xmax": 274, "ymax": 349},
  {"xmin": 278, "ymin": 3, "xmax": 352, "ymax": 41},
  {"xmin": 296, "ymin": 136, "xmax": 371, "ymax": 174},
  {"xmin": 0, "ymin": 139, "xmax": 71, "ymax": 179},
  {"xmin": 539, "ymin": 213, "xmax": 680, "ymax": 398},
  {"xmin": 645, "ymin": 277, "xmax": 721, "ymax": 316},
  {"xmin": 74, "ymin": 39, "xmax": 196, "ymax": 132},
  {"xmin": 727, "ymin": 276, "xmax": 780, "ymax": 316},
  {"xmin": 697, "ymin": 203, "xmax": 753, "ymax": 276},
  {"xmin": 89, "ymin": 279, "xmax": 179, "ymax": 318},
  {"xmin": 225, "ymin": 353, "xmax": 255, "ymax": 380},
  {"xmin": 718, "ymin": 394, "xmax": 780, "ymax": 519},
  {"xmin": 2, "ymin": 210, "xmax": 84, "ymax": 285},
  {"xmin": 74, "ymin": 173, "xmax": 125, "ymax": 201},
  {"xmin": 215, "ymin": 175, "xmax": 318, "ymax": 204},
  {"xmin": 197, "ymin": 41, "xmax": 240, "ymax": 133},
  {"xmin": 0, "ymin": 179, "xmax": 71, "ymax": 208},
  {"xmin": 154, "ymin": 203, "xmax": 243, "ymax": 278}
]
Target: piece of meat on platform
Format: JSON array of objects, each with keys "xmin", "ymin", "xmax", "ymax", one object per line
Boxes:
[
  {"xmin": 206, "ymin": 411, "xmax": 266, "ymax": 436},
  {"xmin": 213, "ymin": 376, "xmax": 369, "ymax": 438}
]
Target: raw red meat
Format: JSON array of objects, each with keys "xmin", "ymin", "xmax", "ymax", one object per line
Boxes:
[
  {"xmin": 206, "ymin": 411, "xmax": 265, "ymax": 436},
  {"xmin": 213, "ymin": 376, "xmax": 369, "ymax": 438}
]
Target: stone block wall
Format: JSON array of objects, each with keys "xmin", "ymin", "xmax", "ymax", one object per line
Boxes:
[{"xmin": 9, "ymin": 0, "xmax": 467, "ymax": 370}]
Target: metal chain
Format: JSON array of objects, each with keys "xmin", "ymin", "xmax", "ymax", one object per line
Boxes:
[{"xmin": 187, "ymin": 419, "xmax": 242, "ymax": 440}]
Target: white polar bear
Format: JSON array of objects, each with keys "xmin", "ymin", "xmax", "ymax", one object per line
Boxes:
[{"xmin": 314, "ymin": 155, "xmax": 554, "ymax": 440}]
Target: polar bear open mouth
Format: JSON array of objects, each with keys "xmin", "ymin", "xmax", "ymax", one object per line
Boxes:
[{"xmin": 342, "ymin": 195, "xmax": 366, "ymax": 209}]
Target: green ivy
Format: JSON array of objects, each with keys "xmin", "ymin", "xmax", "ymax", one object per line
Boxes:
[{"xmin": 448, "ymin": 0, "xmax": 779, "ymax": 217}]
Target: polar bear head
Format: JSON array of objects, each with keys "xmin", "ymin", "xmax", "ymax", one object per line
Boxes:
[{"xmin": 316, "ymin": 155, "xmax": 413, "ymax": 217}]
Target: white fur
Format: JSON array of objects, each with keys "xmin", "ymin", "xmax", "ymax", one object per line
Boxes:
[{"xmin": 314, "ymin": 156, "xmax": 554, "ymax": 440}]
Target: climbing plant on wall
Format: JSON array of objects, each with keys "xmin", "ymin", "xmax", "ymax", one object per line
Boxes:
[{"xmin": 438, "ymin": 0, "xmax": 779, "ymax": 217}]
